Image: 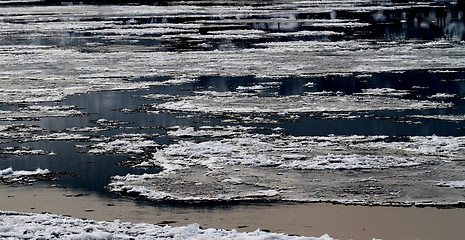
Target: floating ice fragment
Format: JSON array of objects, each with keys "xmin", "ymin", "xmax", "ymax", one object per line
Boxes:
[
  {"xmin": 357, "ymin": 88, "xmax": 410, "ymax": 97},
  {"xmin": 407, "ymin": 114, "xmax": 465, "ymax": 122},
  {"xmin": 152, "ymin": 91, "xmax": 451, "ymax": 115},
  {"xmin": 429, "ymin": 93, "xmax": 457, "ymax": 99},
  {"xmin": 437, "ymin": 180, "xmax": 465, "ymax": 189},
  {"xmin": 0, "ymin": 167, "xmax": 53, "ymax": 184},
  {"xmin": 0, "ymin": 167, "xmax": 51, "ymax": 177}
]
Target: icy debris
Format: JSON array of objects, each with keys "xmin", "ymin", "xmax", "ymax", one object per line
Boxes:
[
  {"xmin": 366, "ymin": 135, "xmax": 465, "ymax": 160},
  {"xmin": 140, "ymin": 130, "xmax": 465, "ymax": 174},
  {"xmin": 0, "ymin": 211, "xmax": 333, "ymax": 240},
  {"xmin": 0, "ymin": 124, "xmax": 47, "ymax": 140},
  {"xmin": 147, "ymin": 134, "xmax": 436, "ymax": 174},
  {"xmin": 408, "ymin": 114, "xmax": 465, "ymax": 122},
  {"xmin": 88, "ymin": 140, "xmax": 158, "ymax": 155},
  {"xmin": 140, "ymin": 94, "xmax": 179, "ymax": 101},
  {"xmin": 162, "ymin": 29, "xmax": 267, "ymax": 40},
  {"xmin": 0, "ymin": 167, "xmax": 50, "ymax": 177},
  {"xmin": 64, "ymin": 126, "xmax": 110, "ymax": 133},
  {"xmin": 20, "ymin": 133, "xmax": 92, "ymax": 142},
  {"xmin": 437, "ymin": 181, "xmax": 465, "ymax": 189},
  {"xmin": 302, "ymin": 21, "xmax": 370, "ymax": 28},
  {"xmin": 93, "ymin": 119, "xmax": 130, "ymax": 127},
  {"xmin": 356, "ymin": 88, "xmax": 410, "ymax": 97},
  {"xmin": 221, "ymin": 115, "xmax": 279, "ymax": 124},
  {"xmin": 109, "ymin": 174, "xmax": 281, "ymax": 202},
  {"xmin": 428, "ymin": 93, "xmax": 457, "ymax": 99},
  {"xmin": 0, "ymin": 167, "xmax": 53, "ymax": 184},
  {"xmin": 283, "ymin": 154, "xmax": 423, "ymax": 170},
  {"xmin": 167, "ymin": 125, "xmax": 255, "ymax": 138},
  {"xmin": 152, "ymin": 91, "xmax": 451, "ymax": 115},
  {"xmin": 0, "ymin": 105, "xmax": 88, "ymax": 121},
  {"xmin": 303, "ymin": 82, "xmax": 316, "ymax": 88},
  {"xmin": 236, "ymin": 85, "xmax": 272, "ymax": 92},
  {"xmin": 86, "ymin": 134, "xmax": 158, "ymax": 155},
  {"xmin": 268, "ymin": 30, "xmax": 344, "ymax": 37},
  {"xmin": 1, "ymin": 147, "xmax": 56, "ymax": 156}
]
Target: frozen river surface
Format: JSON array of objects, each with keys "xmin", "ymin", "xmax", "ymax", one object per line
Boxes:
[{"xmin": 1, "ymin": 0, "xmax": 465, "ymax": 238}]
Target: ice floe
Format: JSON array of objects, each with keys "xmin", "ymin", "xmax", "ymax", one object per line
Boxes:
[
  {"xmin": 437, "ymin": 181, "xmax": 465, "ymax": 189},
  {"xmin": 0, "ymin": 147, "xmax": 56, "ymax": 156},
  {"xmin": 20, "ymin": 133, "xmax": 93, "ymax": 143},
  {"xmin": 151, "ymin": 91, "xmax": 452, "ymax": 116},
  {"xmin": 0, "ymin": 105, "xmax": 88, "ymax": 121},
  {"xmin": 407, "ymin": 114, "xmax": 465, "ymax": 122},
  {"xmin": 142, "ymin": 132, "xmax": 465, "ymax": 173},
  {"xmin": 0, "ymin": 167, "xmax": 53, "ymax": 184},
  {"xmin": 0, "ymin": 211, "xmax": 333, "ymax": 240},
  {"xmin": 107, "ymin": 126, "xmax": 465, "ymax": 205},
  {"xmin": 428, "ymin": 93, "xmax": 458, "ymax": 99},
  {"xmin": 84, "ymin": 133, "xmax": 158, "ymax": 155},
  {"xmin": 356, "ymin": 88, "xmax": 410, "ymax": 97}
]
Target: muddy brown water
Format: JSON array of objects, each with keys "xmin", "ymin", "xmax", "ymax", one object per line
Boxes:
[{"xmin": 1, "ymin": 184, "xmax": 464, "ymax": 240}]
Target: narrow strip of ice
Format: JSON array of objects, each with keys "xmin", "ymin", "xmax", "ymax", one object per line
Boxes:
[{"xmin": 152, "ymin": 91, "xmax": 451, "ymax": 115}]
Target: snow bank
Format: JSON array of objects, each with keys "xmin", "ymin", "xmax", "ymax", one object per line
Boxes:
[{"xmin": 0, "ymin": 211, "xmax": 333, "ymax": 240}]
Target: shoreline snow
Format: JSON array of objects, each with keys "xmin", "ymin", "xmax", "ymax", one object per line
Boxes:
[{"xmin": 0, "ymin": 211, "xmax": 333, "ymax": 240}]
